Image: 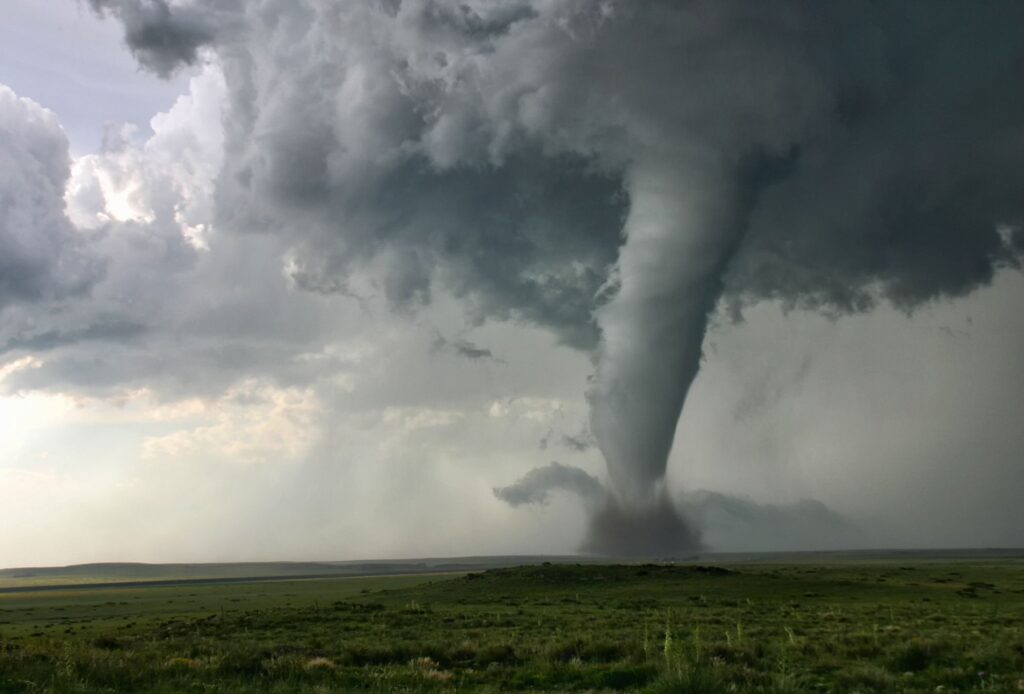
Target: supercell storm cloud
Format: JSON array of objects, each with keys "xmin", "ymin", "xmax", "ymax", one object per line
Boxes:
[
  {"xmin": 88, "ymin": 0, "xmax": 1024, "ymax": 555},
  {"xmin": 2, "ymin": 1, "xmax": 1023, "ymax": 560}
]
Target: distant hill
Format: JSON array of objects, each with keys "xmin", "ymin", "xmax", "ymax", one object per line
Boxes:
[
  {"xmin": 0, "ymin": 556, "xmax": 598, "ymax": 589},
  {"xmin": 3, "ymin": 549, "xmax": 1020, "ymax": 591}
]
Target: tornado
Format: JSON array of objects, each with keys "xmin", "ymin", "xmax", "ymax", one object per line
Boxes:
[
  {"xmin": 496, "ymin": 154, "xmax": 742, "ymax": 556},
  {"xmin": 576, "ymin": 151, "xmax": 743, "ymax": 554},
  {"xmin": 590, "ymin": 155, "xmax": 737, "ymax": 510}
]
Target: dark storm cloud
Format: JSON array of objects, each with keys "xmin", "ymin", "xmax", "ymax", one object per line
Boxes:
[
  {"xmin": 272, "ymin": 156, "xmax": 625, "ymax": 350},
  {"xmin": 66, "ymin": 0, "xmax": 1024, "ymax": 554},
  {"xmin": 87, "ymin": 0, "xmax": 235, "ymax": 78},
  {"xmin": 88, "ymin": 1, "xmax": 1024, "ymax": 326},
  {"xmin": 723, "ymin": 3, "xmax": 1024, "ymax": 316}
]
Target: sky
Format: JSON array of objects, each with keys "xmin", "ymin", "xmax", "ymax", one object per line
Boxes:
[{"xmin": 1, "ymin": 0, "xmax": 1022, "ymax": 568}]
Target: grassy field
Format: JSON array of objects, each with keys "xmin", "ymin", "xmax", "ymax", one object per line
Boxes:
[{"xmin": 1, "ymin": 558, "xmax": 1022, "ymax": 692}]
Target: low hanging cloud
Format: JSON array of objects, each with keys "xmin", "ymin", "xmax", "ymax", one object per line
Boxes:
[
  {"xmin": 430, "ymin": 332, "xmax": 502, "ymax": 363},
  {"xmin": 681, "ymin": 491, "xmax": 868, "ymax": 554},
  {"xmin": 494, "ymin": 462, "xmax": 605, "ymax": 509}
]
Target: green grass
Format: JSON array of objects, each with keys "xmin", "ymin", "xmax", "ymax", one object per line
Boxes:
[{"xmin": 2, "ymin": 560, "xmax": 1023, "ymax": 692}]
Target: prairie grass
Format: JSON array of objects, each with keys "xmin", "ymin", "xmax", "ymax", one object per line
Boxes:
[{"xmin": 1, "ymin": 560, "xmax": 1022, "ymax": 691}]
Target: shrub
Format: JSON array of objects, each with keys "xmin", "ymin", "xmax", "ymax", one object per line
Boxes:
[{"xmin": 889, "ymin": 638, "xmax": 950, "ymax": 673}]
